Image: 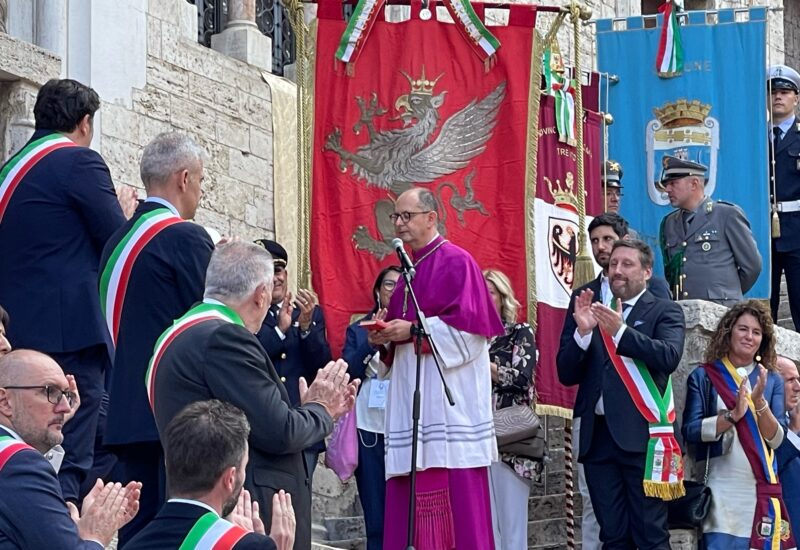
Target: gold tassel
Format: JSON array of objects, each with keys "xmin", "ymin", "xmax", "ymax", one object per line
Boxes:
[
  {"xmin": 573, "ymin": 251, "xmax": 595, "ymax": 288},
  {"xmin": 345, "ymin": 62, "xmax": 355, "ymax": 77},
  {"xmin": 643, "ymin": 480, "xmax": 685, "ymax": 501},
  {"xmin": 772, "ymin": 210, "xmax": 781, "ymax": 239}
]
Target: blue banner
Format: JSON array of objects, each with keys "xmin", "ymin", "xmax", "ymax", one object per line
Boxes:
[{"xmin": 597, "ymin": 8, "xmax": 769, "ymax": 298}]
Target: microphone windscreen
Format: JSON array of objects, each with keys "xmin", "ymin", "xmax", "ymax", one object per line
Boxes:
[{"xmin": 391, "ymin": 238, "xmax": 403, "ymax": 249}]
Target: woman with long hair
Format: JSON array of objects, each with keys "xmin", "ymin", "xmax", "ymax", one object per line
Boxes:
[
  {"xmin": 341, "ymin": 266, "xmax": 402, "ymax": 550},
  {"xmin": 483, "ymin": 269, "xmax": 538, "ymax": 550},
  {"xmin": 682, "ymin": 300, "xmax": 792, "ymax": 549}
]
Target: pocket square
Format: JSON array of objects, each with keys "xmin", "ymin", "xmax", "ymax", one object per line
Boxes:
[{"xmin": 633, "ymin": 320, "xmax": 646, "ymax": 327}]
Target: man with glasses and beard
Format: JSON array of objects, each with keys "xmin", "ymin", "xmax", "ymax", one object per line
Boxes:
[
  {"xmin": 126, "ymin": 400, "xmax": 295, "ymax": 549},
  {"xmin": 0, "ymin": 350, "xmax": 140, "ymax": 549}
]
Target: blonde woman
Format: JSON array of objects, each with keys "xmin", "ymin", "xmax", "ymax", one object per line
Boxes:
[{"xmin": 483, "ymin": 269, "xmax": 538, "ymax": 550}]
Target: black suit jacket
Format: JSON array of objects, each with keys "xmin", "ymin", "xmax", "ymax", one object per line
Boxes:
[
  {"xmin": 772, "ymin": 116, "xmax": 800, "ymax": 252},
  {"xmin": 0, "ymin": 427, "xmax": 102, "ymax": 549},
  {"xmin": 0, "ymin": 130, "xmax": 126, "ymax": 353},
  {"xmin": 101, "ymin": 201, "xmax": 214, "ymax": 446},
  {"xmin": 125, "ymin": 501, "xmax": 276, "ymax": 549},
  {"xmin": 556, "ymin": 278, "xmax": 686, "ymax": 457},
  {"xmin": 256, "ymin": 306, "xmax": 331, "ymax": 407},
  {"xmin": 152, "ymin": 319, "xmax": 333, "ymax": 549}
]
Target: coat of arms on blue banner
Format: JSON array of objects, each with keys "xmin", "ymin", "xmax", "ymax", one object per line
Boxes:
[
  {"xmin": 597, "ymin": 7, "xmax": 769, "ymax": 298},
  {"xmin": 646, "ymin": 99, "xmax": 719, "ymax": 206}
]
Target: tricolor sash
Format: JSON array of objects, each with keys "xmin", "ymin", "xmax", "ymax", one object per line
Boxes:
[
  {"xmin": 0, "ymin": 435, "xmax": 34, "ymax": 471},
  {"xmin": 99, "ymin": 208, "xmax": 183, "ymax": 346},
  {"xmin": 705, "ymin": 358, "xmax": 797, "ymax": 550},
  {"xmin": 179, "ymin": 512, "xmax": 248, "ymax": 550},
  {"xmin": 600, "ymin": 312, "xmax": 684, "ymax": 500},
  {"xmin": 0, "ymin": 133, "xmax": 75, "ymax": 223},
  {"xmin": 145, "ymin": 302, "xmax": 244, "ymax": 410}
]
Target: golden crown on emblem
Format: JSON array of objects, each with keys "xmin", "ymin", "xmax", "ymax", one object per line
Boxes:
[
  {"xmin": 546, "ymin": 172, "xmax": 580, "ymax": 210},
  {"xmin": 653, "ymin": 99, "xmax": 712, "ymax": 129},
  {"xmin": 400, "ymin": 66, "xmax": 443, "ymax": 95}
]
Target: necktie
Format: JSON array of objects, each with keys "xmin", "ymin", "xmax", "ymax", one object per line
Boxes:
[
  {"xmin": 269, "ymin": 304, "xmax": 279, "ymax": 317},
  {"xmin": 774, "ymin": 126, "xmax": 783, "ymax": 153},
  {"xmin": 682, "ymin": 210, "xmax": 694, "ymax": 234}
]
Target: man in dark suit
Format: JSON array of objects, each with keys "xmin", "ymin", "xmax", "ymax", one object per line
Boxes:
[
  {"xmin": 150, "ymin": 241, "xmax": 357, "ymax": 549},
  {"xmin": 0, "ymin": 350, "xmax": 140, "ymax": 549},
  {"xmin": 0, "ymin": 79, "xmax": 135, "ymax": 503},
  {"xmin": 769, "ymin": 65, "xmax": 800, "ymax": 329},
  {"xmin": 254, "ymin": 239, "xmax": 332, "ymax": 479},
  {"xmin": 557, "ymin": 240, "xmax": 685, "ymax": 549},
  {"xmin": 776, "ymin": 356, "xmax": 800, "ymax": 538},
  {"xmin": 100, "ymin": 132, "xmax": 214, "ymax": 545},
  {"xmin": 127, "ymin": 400, "xmax": 295, "ymax": 550}
]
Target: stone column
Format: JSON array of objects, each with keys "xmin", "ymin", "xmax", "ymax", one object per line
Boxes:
[
  {"xmin": 1, "ymin": 81, "xmax": 37, "ymax": 162},
  {"xmin": 35, "ymin": 0, "xmax": 67, "ymax": 73},
  {"xmin": 211, "ymin": 0, "xmax": 272, "ymax": 71}
]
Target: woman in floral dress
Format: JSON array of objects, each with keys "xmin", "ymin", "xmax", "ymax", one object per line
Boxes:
[{"xmin": 483, "ymin": 269, "xmax": 539, "ymax": 550}]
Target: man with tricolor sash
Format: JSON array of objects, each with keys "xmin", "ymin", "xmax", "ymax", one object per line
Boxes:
[
  {"xmin": 148, "ymin": 242, "xmax": 357, "ymax": 549},
  {"xmin": 0, "ymin": 350, "xmax": 141, "ymax": 548},
  {"xmin": 557, "ymin": 239, "xmax": 685, "ymax": 549},
  {"xmin": 0, "ymin": 78, "xmax": 136, "ymax": 504},
  {"xmin": 127, "ymin": 400, "xmax": 295, "ymax": 550},
  {"xmin": 99, "ymin": 132, "xmax": 214, "ymax": 545}
]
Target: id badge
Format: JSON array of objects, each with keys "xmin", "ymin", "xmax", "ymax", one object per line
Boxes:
[{"xmin": 368, "ymin": 379, "xmax": 389, "ymax": 409}]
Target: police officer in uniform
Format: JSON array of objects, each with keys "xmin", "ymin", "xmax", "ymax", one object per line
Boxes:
[
  {"xmin": 769, "ymin": 64, "xmax": 800, "ymax": 330},
  {"xmin": 602, "ymin": 159, "xmax": 623, "ymax": 214},
  {"xmin": 659, "ymin": 155, "xmax": 762, "ymax": 306},
  {"xmin": 254, "ymin": 239, "xmax": 332, "ymax": 481}
]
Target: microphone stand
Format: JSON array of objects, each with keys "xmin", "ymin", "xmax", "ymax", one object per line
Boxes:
[{"xmin": 396, "ymin": 260, "xmax": 455, "ymax": 550}]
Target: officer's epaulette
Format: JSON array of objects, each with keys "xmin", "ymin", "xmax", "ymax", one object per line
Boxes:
[{"xmin": 715, "ymin": 199, "xmax": 736, "ymax": 206}]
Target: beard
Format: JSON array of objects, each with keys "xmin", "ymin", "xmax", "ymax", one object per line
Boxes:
[{"xmin": 221, "ymin": 479, "xmax": 245, "ymax": 517}]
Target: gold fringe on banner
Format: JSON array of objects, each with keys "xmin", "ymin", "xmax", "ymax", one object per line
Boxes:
[{"xmin": 535, "ymin": 403, "xmax": 574, "ymax": 419}]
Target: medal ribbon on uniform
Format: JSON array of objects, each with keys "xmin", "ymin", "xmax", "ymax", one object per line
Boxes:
[
  {"xmin": 0, "ymin": 133, "xmax": 75, "ymax": 223},
  {"xmin": 145, "ymin": 302, "xmax": 244, "ymax": 410},
  {"xmin": 705, "ymin": 358, "xmax": 796, "ymax": 550},
  {"xmin": 600, "ymin": 298, "xmax": 685, "ymax": 500},
  {"xmin": 99, "ymin": 208, "xmax": 183, "ymax": 347}
]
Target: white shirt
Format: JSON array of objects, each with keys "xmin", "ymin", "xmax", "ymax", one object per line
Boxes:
[
  {"xmin": 168, "ymin": 498, "xmax": 218, "ymax": 515},
  {"xmin": 144, "ymin": 196, "xmax": 180, "ymax": 216},
  {"xmin": 572, "ymin": 286, "xmax": 648, "ymax": 415}
]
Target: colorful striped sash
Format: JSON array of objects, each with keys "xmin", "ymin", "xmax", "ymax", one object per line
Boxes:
[
  {"xmin": 0, "ymin": 435, "xmax": 34, "ymax": 470},
  {"xmin": 705, "ymin": 358, "xmax": 797, "ymax": 550},
  {"xmin": 179, "ymin": 512, "xmax": 248, "ymax": 550},
  {"xmin": 600, "ymin": 318, "xmax": 684, "ymax": 500},
  {"xmin": 0, "ymin": 133, "xmax": 75, "ymax": 223},
  {"xmin": 145, "ymin": 302, "xmax": 244, "ymax": 410},
  {"xmin": 99, "ymin": 208, "xmax": 183, "ymax": 346}
]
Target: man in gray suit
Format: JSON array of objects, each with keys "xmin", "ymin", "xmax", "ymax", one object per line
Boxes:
[{"xmin": 659, "ymin": 155, "xmax": 762, "ymax": 306}]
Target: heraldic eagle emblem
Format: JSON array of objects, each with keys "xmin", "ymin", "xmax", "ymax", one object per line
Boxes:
[{"xmin": 324, "ymin": 67, "xmax": 506, "ymax": 259}]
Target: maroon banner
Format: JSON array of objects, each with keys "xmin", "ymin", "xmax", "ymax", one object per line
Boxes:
[
  {"xmin": 533, "ymin": 95, "xmax": 603, "ymax": 415},
  {"xmin": 312, "ymin": 3, "xmax": 537, "ymax": 355}
]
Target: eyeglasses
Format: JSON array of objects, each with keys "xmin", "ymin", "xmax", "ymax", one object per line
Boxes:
[
  {"xmin": 382, "ymin": 280, "xmax": 397, "ymax": 290},
  {"xmin": 389, "ymin": 211, "xmax": 431, "ymax": 223},
  {"xmin": 3, "ymin": 385, "xmax": 76, "ymax": 407}
]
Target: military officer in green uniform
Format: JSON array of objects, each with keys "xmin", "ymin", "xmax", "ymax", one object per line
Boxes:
[
  {"xmin": 602, "ymin": 159, "xmax": 623, "ymax": 214},
  {"xmin": 659, "ymin": 156, "xmax": 762, "ymax": 306}
]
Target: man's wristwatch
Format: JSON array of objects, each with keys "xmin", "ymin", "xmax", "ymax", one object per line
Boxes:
[{"xmin": 723, "ymin": 410, "xmax": 736, "ymax": 424}]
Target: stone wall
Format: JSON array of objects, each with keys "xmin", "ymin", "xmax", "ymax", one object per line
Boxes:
[{"xmin": 94, "ymin": 0, "xmax": 277, "ymax": 241}]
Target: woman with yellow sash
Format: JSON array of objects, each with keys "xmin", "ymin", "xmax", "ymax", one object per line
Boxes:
[{"xmin": 683, "ymin": 300, "xmax": 795, "ymax": 549}]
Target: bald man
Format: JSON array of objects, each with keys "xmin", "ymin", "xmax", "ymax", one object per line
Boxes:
[
  {"xmin": 775, "ymin": 356, "xmax": 800, "ymax": 541},
  {"xmin": 0, "ymin": 350, "xmax": 140, "ymax": 549}
]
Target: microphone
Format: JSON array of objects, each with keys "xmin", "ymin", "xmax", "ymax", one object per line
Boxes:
[{"xmin": 391, "ymin": 238, "xmax": 416, "ymax": 279}]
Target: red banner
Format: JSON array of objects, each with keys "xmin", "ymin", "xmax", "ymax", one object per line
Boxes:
[
  {"xmin": 533, "ymin": 96, "xmax": 603, "ymax": 414},
  {"xmin": 312, "ymin": 3, "xmax": 537, "ymax": 355}
]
